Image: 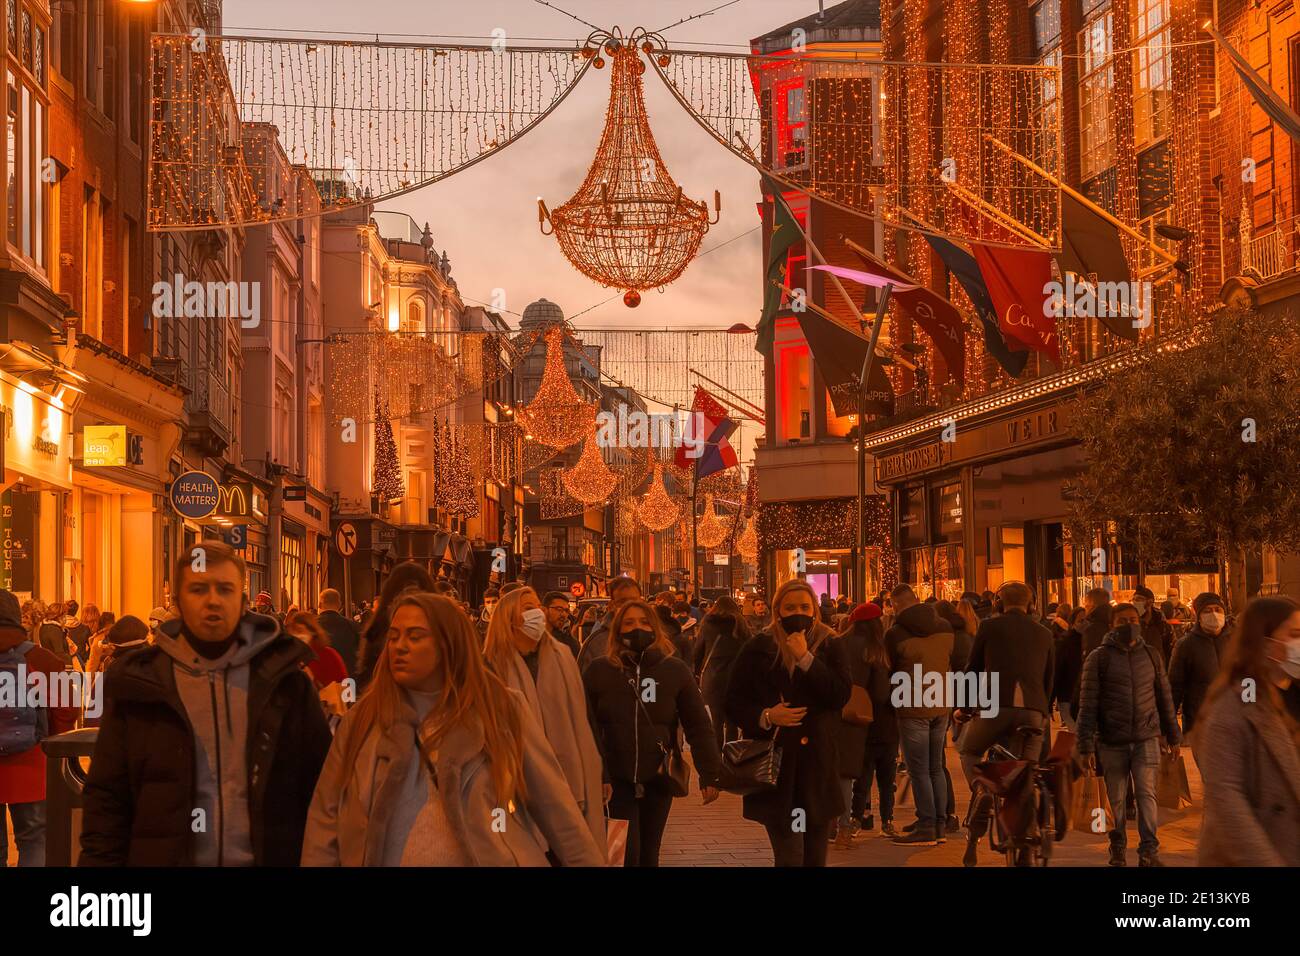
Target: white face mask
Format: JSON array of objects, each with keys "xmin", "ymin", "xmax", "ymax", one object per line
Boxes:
[
  {"xmin": 1133, "ymin": 599, "xmax": 1147, "ymax": 616},
  {"xmin": 482, "ymin": 603, "xmax": 496, "ymax": 621},
  {"xmin": 1268, "ymin": 638, "xmax": 1300, "ymax": 680},
  {"xmin": 1200, "ymin": 611, "xmax": 1225, "ymax": 633},
  {"xmin": 521, "ymin": 607, "xmax": 548, "ymax": 642}
]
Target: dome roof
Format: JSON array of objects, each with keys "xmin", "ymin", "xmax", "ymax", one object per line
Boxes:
[{"xmin": 520, "ymin": 298, "xmax": 566, "ymax": 330}]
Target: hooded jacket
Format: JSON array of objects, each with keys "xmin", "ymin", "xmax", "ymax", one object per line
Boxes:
[
  {"xmin": 79, "ymin": 612, "xmax": 331, "ymax": 866},
  {"xmin": 884, "ymin": 603, "xmax": 956, "ymax": 720},
  {"xmin": 1075, "ymin": 629, "xmax": 1180, "ymax": 753},
  {"xmin": 1168, "ymin": 625, "xmax": 1229, "ymax": 736}
]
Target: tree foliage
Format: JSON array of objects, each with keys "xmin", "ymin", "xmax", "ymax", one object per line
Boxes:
[{"xmin": 1066, "ymin": 306, "xmax": 1300, "ymax": 588}]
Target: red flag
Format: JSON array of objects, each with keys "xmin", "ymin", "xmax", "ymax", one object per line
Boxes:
[
  {"xmin": 970, "ymin": 244, "xmax": 1061, "ymax": 365},
  {"xmin": 675, "ymin": 386, "xmax": 739, "ymax": 478},
  {"xmin": 848, "ymin": 248, "xmax": 966, "ymax": 387}
]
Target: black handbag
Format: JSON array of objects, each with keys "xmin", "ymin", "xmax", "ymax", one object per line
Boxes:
[
  {"xmin": 719, "ymin": 736, "xmax": 783, "ymax": 795},
  {"xmin": 635, "ymin": 689, "xmax": 691, "ymax": 798}
]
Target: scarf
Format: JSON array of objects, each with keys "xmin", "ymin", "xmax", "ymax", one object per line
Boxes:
[{"xmin": 498, "ymin": 636, "xmax": 607, "ymax": 853}]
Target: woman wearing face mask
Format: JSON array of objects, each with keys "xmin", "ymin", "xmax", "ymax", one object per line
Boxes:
[
  {"xmin": 483, "ymin": 587, "xmax": 607, "ymax": 855},
  {"xmin": 1195, "ymin": 596, "xmax": 1300, "ymax": 867},
  {"xmin": 303, "ymin": 592, "xmax": 603, "ymax": 866},
  {"xmin": 693, "ymin": 594, "xmax": 752, "ymax": 749},
  {"xmin": 1168, "ymin": 592, "xmax": 1231, "ymax": 764},
  {"xmin": 725, "ymin": 579, "xmax": 852, "ymax": 866},
  {"xmin": 582, "ymin": 599, "xmax": 721, "ymax": 866}
]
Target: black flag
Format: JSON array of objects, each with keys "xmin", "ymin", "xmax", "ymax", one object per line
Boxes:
[{"xmin": 795, "ymin": 309, "xmax": 894, "ymax": 418}]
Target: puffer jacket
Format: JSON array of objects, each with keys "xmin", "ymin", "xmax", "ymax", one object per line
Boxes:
[
  {"xmin": 583, "ymin": 646, "xmax": 721, "ymax": 788},
  {"xmin": 1168, "ymin": 625, "xmax": 1229, "ymax": 735},
  {"xmin": 884, "ymin": 603, "xmax": 956, "ymax": 719},
  {"xmin": 1076, "ymin": 630, "xmax": 1180, "ymax": 754}
]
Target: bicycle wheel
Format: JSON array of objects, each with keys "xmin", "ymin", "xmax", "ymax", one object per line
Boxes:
[{"xmin": 1035, "ymin": 782, "xmax": 1054, "ymax": 866}]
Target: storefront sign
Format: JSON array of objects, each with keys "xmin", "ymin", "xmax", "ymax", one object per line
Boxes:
[
  {"xmin": 1005, "ymin": 408, "xmax": 1063, "ymax": 447},
  {"xmin": 876, "ymin": 442, "xmax": 952, "ymax": 483},
  {"xmin": 1, "ymin": 490, "xmax": 35, "ymax": 594},
  {"xmin": 224, "ymin": 525, "xmax": 248, "ymax": 549},
  {"xmin": 83, "ymin": 425, "xmax": 127, "ymax": 467},
  {"xmin": 170, "ymin": 470, "xmax": 220, "ymax": 519},
  {"xmin": 216, "ymin": 481, "xmax": 253, "ymax": 519},
  {"xmin": 284, "ymin": 485, "xmax": 307, "ymax": 502}
]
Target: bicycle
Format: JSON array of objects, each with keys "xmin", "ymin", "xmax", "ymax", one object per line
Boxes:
[{"xmin": 965, "ymin": 725, "xmax": 1067, "ymax": 867}]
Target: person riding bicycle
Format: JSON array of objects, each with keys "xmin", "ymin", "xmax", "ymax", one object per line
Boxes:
[{"xmin": 954, "ymin": 581, "xmax": 1055, "ymax": 867}]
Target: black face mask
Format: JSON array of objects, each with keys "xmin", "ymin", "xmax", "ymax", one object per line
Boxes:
[
  {"xmin": 620, "ymin": 628, "xmax": 655, "ymax": 653},
  {"xmin": 581, "ymin": 621, "xmax": 595, "ymax": 635},
  {"xmin": 780, "ymin": 613, "xmax": 815, "ymax": 634}
]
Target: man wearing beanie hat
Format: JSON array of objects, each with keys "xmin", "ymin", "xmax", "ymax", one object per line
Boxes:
[
  {"xmin": 0, "ymin": 589, "xmax": 79, "ymax": 865},
  {"xmin": 1132, "ymin": 585, "xmax": 1173, "ymax": 664},
  {"xmin": 1168, "ymin": 592, "xmax": 1229, "ymax": 764}
]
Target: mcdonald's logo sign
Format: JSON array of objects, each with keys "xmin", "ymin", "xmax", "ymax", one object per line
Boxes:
[{"xmin": 216, "ymin": 481, "xmax": 251, "ymax": 518}]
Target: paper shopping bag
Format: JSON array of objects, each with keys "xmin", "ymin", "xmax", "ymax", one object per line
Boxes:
[
  {"xmin": 605, "ymin": 818, "xmax": 630, "ymax": 867},
  {"xmin": 1070, "ymin": 772, "xmax": 1114, "ymax": 835},
  {"xmin": 1156, "ymin": 751, "xmax": 1192, "ymax": 810}
]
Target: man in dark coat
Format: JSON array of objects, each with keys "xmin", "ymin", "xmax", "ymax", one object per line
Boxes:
[
  {"xmin": 80, "ymin": 541, "xmax": 331, "ymax": 866},
  {"xmin": 577, "ymin": 576, "xmax": 642, "ymax": 673},
  {"xmin": 316, "ymin": 588, "xmax": 360, "ymax": 681},
  {"xmin": 883, "ymin": 583, "xmax": 956, "ymax": 846},
  {"xmin": 1168, "ymin": 591, "xmax": 1229, "ymax": 765},
  {"xmin": 1076, "ymin": 603, "xmax": 1181, "ymax": 867},
  {"xmin": 541, "ymin": 590, "xmax": 581, "ymax": 658},
  {"xmin": 1068, "ymin": 588, "xmax": 1113, "ymax": 715},
  {"xmin": 1133, "ymin": 585, "xmax": 1173, "ymax": 665},
  {"xmin": 955, "ymin": 582, "xmax": 1055, "ymax": 866}
]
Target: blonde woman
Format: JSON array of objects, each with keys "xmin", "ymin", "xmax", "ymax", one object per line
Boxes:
[
  {"xmin": 726, "ymin": 579, "xmax": 852, "ymax": 866},
  {"xmin": 484, "ymin": 586, "xmax": 607, "ymax": 856},
  {"xmin": 302, "ymin": 592, "xmax": 603, "ymax": 866}
]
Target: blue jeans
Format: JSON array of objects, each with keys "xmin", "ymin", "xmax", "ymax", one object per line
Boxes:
[
  {"xmin": 0, "ymin": 801, "xmax": 46, "ymax": 867},
  {"xmin": 899, "ymin": 716, "xmax": 948, "ymax": 834},
  {"xmin": 1100, "ymin": 738, "xmax": 1161, "ymax": 855}
]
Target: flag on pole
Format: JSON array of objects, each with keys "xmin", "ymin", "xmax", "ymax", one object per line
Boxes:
[
  {"xmin": 1056, "ymin": 191, "xmax": 1139, "ymax": 342},
  {"xmin": 756, "ymin": 175, "xmax": 804, "ymax": 358},
  {"xmin": 676, "ymin": 386, "xmax": 739, "ymax": 479},
  {"xmin": 847, "ymin": 244, "xmax": 967, "ymax": 387},
  {"xmin": 811, "ymin": 264, "xmax": 918, "ymax": 291},
  {"xmin": 1206, "ymin": 24, "xmax": 1300, "ymax": 143},
  {"xmin": 794, "ymin": 309, "xmax": 894, "ymax": 419},
  {"xmin": 971, "ymin": 244, "xmax": 1061, "ymax": 364},
  {"xmin": 924, "ymin": 234, "xmax": 1030, "ymax": 377}
]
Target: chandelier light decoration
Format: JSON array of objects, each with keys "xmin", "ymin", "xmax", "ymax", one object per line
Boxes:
[
  {"xmin": 540, "ymin": 28, "xmax": 720, "ymax": 306},
  {"xmin": 636, "ymin": 462, "xmax": 681, "ymax": 531},
  {"xmin": 736, "ymin": 514, "xmax": 758, "ymax": 561},
  {"xmin": 562, "ymin": 427, "xmax": 619, "ymax": 505},
  {"xmin": 695, "ymin": 493, "xmax": 729, "ymax": 550},
  {"xmin": 519, "ymin": 327, "xmax": 596, "ymax": 449}
]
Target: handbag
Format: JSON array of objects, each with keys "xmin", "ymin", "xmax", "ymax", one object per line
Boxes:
[
  {"xmin": 634, "ymin": 689, "xmax": 691, "ymax": 798},
  {"xmin": 719, "ymin": 736, "xmax": 783, "ymax": 795},
  {"xmin": 842, "ymin": 685, "xmax": 874, "ymax": 726},
  {"xmin": 1156, "ymin": 750, "xmax": 1192, "ymax": 810}
]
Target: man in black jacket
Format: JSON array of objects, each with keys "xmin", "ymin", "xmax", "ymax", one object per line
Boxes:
[
  {"xmin": 80, "ymin": 541, "xmax": 331, "ymax": 866},
  {"xmin": 1076, "ymin": 603, "xmax": 1180, "ymax": 867},
  {"xmin": 542, "ymin": 590, "xmax": 581, "ymax": 658},
  {"xmin": 1168, "ymin": 591, "xmax": 1229, "ymax": 767},
  {"xmin": 955, "ymin": 582, "xmax": 1054, "ymax": 866},
  {"xmin": 316, "ymin": 588, "xmax": 360, "ymax": 680},
  {"xmin": 1133, "ymin": 585, "xmax": 1173, "ymax": 665}
]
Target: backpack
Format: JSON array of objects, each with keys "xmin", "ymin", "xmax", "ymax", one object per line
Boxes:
[{"xmin": 0, "ymin": 641, "xmax": 49, "ymax": 756}]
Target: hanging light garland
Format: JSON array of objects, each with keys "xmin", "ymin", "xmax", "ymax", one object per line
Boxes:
[
  {"xmin": 695, "ymin": 493, "xmax": 729, "ymax": 550},
  {"xmin": 736, "ymin": 514, "xmax": 758, "ymax": 561},
  {"xmin": 540, "ymin": 464, "xmax": 587, "ymax": 519},
  {"xmin": 539, "ymin": 28, "xmax": 719, "ymax": 304},
  {"xmin": 562, "ymin": 428, "xmax": 619, "ymax": 505},
  {"xmin": 636, "ymin": 462, "xmax": 681, "ymax": 531},
  {"xmin": 519, "ymin": 326, "xmax": 596, "ymax": 449}
]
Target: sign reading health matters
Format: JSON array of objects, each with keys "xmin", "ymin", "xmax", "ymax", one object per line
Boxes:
[{"xmin": 169, "ymin": 470, "xmax": 220, "ymax": 519}]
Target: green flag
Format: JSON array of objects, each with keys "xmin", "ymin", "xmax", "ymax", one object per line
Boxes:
[{"xmin": 756, "ymin": 176, "xmax": 804, "ymax": 358}]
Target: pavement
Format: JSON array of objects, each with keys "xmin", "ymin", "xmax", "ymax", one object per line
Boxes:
[{"xmin": 660, "ymin": 731, "xmax": 1203, "ymax": 868}]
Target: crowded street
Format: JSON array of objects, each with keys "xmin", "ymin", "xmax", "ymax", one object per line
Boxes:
[{"xmin": 2, "ymin": 0, "xmax": 1298, "ymax": 941}]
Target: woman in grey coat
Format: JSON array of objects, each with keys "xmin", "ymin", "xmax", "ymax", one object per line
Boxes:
[
  {"xmin": 303, "ymin": 592, "xmax": 603, "ymax": 867},
  {"xmin": 1196, "ymin": 596, "xmax": 1300, "ymax": 867}
]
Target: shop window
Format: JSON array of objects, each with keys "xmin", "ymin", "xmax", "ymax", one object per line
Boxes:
[
  {"xmin": 774, "ymin": 339, "xmax": 811, "ymax": 444},
  {"xmin": 772, "ymin": 78, "xmax": 806, "ymax": 170},
  {"xmin": 279, "ymin": 533, "xmax": 302, "ymax": 610}
]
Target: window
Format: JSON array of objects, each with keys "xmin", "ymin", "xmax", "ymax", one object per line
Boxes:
[
  {"xmin": 404, "ymin": 299, "xmax": 423, "ymax": 333},
  {"xmin": 1131, "ymin": 0, "xmax": 1171, "ymax": 148},
  {"xmin": 81, "ymin": 186, "xmax": 103, "ymax": 338},
  {"xmin": 1031, "ymin": 2, "xmax": 1062, "ymax": 161},
  {"xmin": 1078, "ymin": 6, "xmax": 1115, "ymax": 180},
  {"xmin": 772, "ymin": 78, "xmax": 807, "ymax": 170},
  {"xmin": 5, "ymin": 4, "xmax": 46, "ymax": 270},
  {"xmin": 52, "ymin": 0, "xmax": 71, "ymax": 81}
]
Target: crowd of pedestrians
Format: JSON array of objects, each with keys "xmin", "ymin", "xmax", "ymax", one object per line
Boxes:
[{"xmin": 2, "ymin": 550, "xmax": 1298, "ymax": 869}]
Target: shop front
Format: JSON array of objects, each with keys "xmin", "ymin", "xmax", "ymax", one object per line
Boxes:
[
  {"xmin": 165, "ymin": 467, "xmax": 271, "ymax": 606},
  {"xmin": 279, "ymin": 483, "xmax": 332, "ymax": 611},
  {"xmin": 1, "ymin": 367, "xmax": 76, "ymax": 603},
  {"xmin": 756, "ymin": 497, "xmax": 894, "ymax": 603},
  {"xmin": 69, "ymin": 342, "xmax": 184, "ymax": 616},
  {"xmin": 869, "ymin": 396, "xmax": 1224, "ymax": 610}
]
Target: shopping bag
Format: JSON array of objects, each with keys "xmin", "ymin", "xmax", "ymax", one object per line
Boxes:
[
  {"xmin": 1070, "ymin": 772, "xmax": 1114, "ymax": 835},
  {"xmin": 605, "ymin": 818, "xmax": 630, "ymax": 867},
  {"xmin": 1156, "ymin": 750, "xmax": 1192, "ymax": 810}
]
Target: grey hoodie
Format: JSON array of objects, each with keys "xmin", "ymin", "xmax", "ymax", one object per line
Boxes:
[{"xmin": 155, "ymin": 613, "xmax": 281, "ymax": 867}]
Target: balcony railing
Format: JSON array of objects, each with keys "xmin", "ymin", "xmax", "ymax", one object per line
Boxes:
[
  {"xmin": 1242, "ymin": 224, "xmax": 1295, "ymax": 281},
  {"xmin": 184, "ymin": 366, "xmax": 232, "ymax": 443},
  {"xmin": 529, "ymin": 542, "xmax": 599, "ymax": 566}
]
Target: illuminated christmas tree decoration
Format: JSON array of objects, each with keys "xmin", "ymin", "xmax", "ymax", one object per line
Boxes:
[
  {"xmin": 518, "ymin": 327, "xmax": 596, "ymax": 450},
  {"xmin": 636, "ymin": 462, "xmax": 681, "ymax": 531},
  {"xmin": 561, "ymin": 428, "xmax": 619, "ymax": 505}
]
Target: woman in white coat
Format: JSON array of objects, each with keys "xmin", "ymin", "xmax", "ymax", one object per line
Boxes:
[{"xmin": 484, "ymin": 586, "xmax": 607, "ymax": 857}]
